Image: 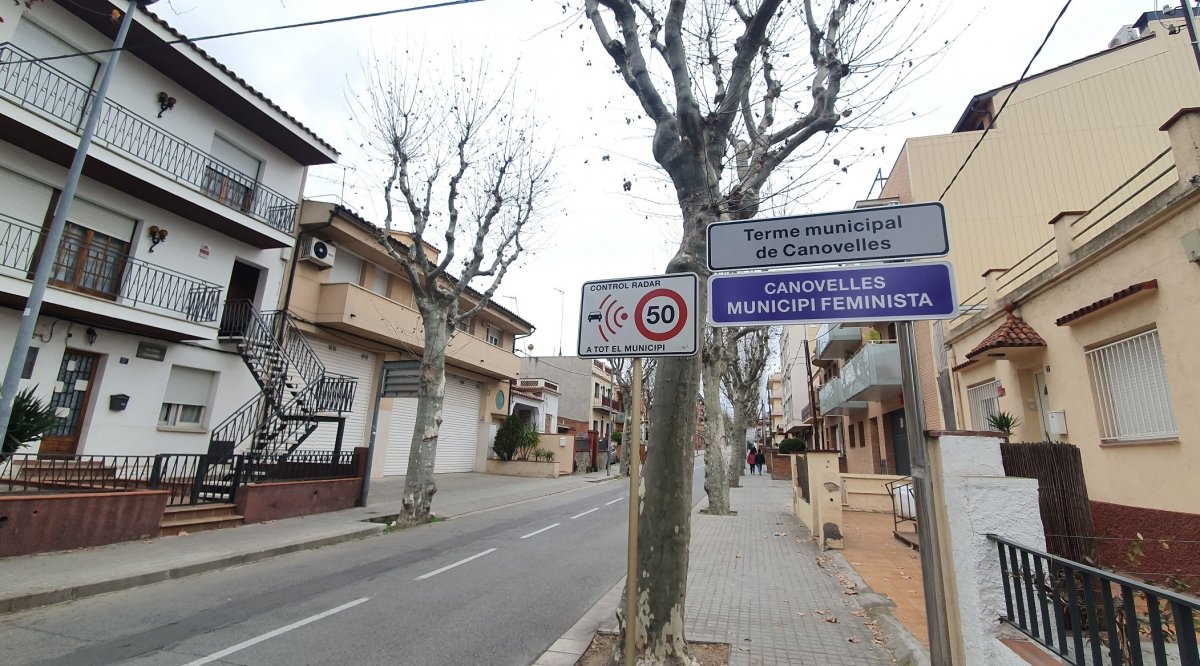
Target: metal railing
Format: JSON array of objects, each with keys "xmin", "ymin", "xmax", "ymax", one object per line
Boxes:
[
  {"xmin": 0, "ymin": 44, "xmax": 298, "ymax": 234},
  {"xmin": 989, "ymin": 534, "xmax": 1200, "ymax": 665},
  {"xmin": 1, "ymin": 451, "xmax": 358, "ymax": 507},
  {"xmin": 0, "ymin": 213, "xmax": 222, "ymax": 321},
  {"xmin": 885, "ymin": 477, "xmax": 916, "ymax": 535}
]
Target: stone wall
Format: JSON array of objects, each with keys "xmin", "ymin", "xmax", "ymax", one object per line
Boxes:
[{"xmin": 0, "ymin": 490, "xmax": 168, "ymax": 557}]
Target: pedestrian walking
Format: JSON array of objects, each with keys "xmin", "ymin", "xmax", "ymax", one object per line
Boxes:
[
  {"xmin": 755, "ymin": 448, "xmax": 766, "ymax": 475},
  {"xmin": 746, "ymin": 447, "xmax": 757, "ymax": 474}
]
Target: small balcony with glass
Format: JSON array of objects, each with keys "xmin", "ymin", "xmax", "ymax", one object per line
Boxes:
[
  {"xmin": 839, "ymin": 341, "xmax": 902, "ymax": 403},
  {"xmin": 812, "ymin": 323, "xmax": 863, "ymax": 366},
  {"xmin": 816, "ymin": 375, "xmax": 869, "ymax": 416}
]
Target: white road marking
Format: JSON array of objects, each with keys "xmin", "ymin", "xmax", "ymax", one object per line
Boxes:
[
  {"xmin": 572, "ymin": 507, "xmax": 600, "ymax": 519},
  {"xmin": 181, "ymin": 597, "xmax": 370, "ymax": 666},
  {"xmin": 414, "ymin": 548, "xmax": 498, "ymax": 580},
  {"xmin": 605, "ymin": 497, "xmax": 624, "ymax": 506},
  {"xmin": 520, "ymin": 523, "xmax": 561, "ymax": 539}
]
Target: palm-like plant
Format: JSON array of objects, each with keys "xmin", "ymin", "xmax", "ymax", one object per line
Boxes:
[
  {"xmin": 986, "ymin": 410, "xmax": 1022, "ymax": 437},
  {"xmin": 2, "ymin": 387, "xmax": 60, "ymax": 460}
]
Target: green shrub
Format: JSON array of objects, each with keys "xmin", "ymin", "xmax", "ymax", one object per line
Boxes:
[
  {"xmin": 3, "ymin": 387, "xmax": 59, "ymax": 460},
  {"xmin": 611, "ymin": 431, "xmax": 622, "ymax": 444},
  {"xmin": 778, "ymin": 438, "xmax": 806, "ymax": 455},
  {"xmin": 493, "ymin": 415, "xmax": 527, "ymax": 461},
  {"xmin": 986, "ymin": 410, "xmax": 1022, "ymax": 436}
]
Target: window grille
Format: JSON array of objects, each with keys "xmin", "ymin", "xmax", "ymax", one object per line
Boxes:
[
  {"xmin": 1086, "ymin": 329, "xmax": 1177, "ymax": 441},
  {"xmin": 967, "ymin": 380, "xmax": 1000, "ymax": 430}
]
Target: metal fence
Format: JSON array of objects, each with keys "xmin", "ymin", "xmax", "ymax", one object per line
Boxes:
[
  {"xmin": 1, "ymin": 451, "xmax": 359, "ymax": 507},
  {"xmin": 990, "ymin": 534, "xmax": 1200, "ymax": 665}
]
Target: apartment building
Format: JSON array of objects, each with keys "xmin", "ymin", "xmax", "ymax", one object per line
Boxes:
[
  {"xmin": 767, "ymin": 372, "xmax": 784, "ymax": 445},
  {"xmin": 0, "ymin": 0, "xmax": 338, "ymax": 458},
  {"xmin": 520, "ymin": 357, "xmax": 617, "ymax": 439},
  {"xmin": 286, "ymin": 201, "xmax": 534, "ymax": 475}
]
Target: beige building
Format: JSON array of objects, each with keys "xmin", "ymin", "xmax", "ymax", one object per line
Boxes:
[
  {"xmin": 287, "ymin": 201, "xmax": 533, "ymax": 476},
  {"xmin": 873, "ymin": 10, "xmax": 1200, "ymax": 536},
  {"xmin": 767, "ymin": 372, "xmax": 785, "ymax": 445}
]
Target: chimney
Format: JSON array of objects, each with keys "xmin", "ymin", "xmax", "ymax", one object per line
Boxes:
[{"xmin": 1160, "ymin": 108, "xmax": 1200, "ymax": 184}]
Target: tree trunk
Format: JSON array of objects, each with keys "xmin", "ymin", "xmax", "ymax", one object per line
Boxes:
[
  {"xmin": 399, "ymin": 311, "xmax": 449, "ymax": 524},
  {"xmin": 730, "ymin": 400, "xmax": 751, "ymax": 484},
  {"xmin": 701, "ymin": 343, "xmax": 731, "ymax": 515}
]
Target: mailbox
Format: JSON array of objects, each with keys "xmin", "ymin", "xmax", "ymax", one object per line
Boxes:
[{"xmin": 108, "ymin": 394, "xmax": 130, "ymax": 411}]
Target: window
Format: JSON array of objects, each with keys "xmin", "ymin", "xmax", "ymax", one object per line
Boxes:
[
  {"xmin": 368, "ymin": 265, "xmax": 388, "ymax": 295},
  {"xmin": 1086, "ymin": 329, "xmax": 1177, "ymax": 442},
  {"xmin": 328, "ymin": 249, "xmax": 363, "ymax": 285},
  {"xmin": 159, "ymin": 366, "xmax": 215, "ymax": 429},
  {"xmin": 967, "ymin": 380, "xmax": 1000, "ymax": 430},
  {"xmin": 204, "ymin": 136, "xmax": 261, "ymax": 211},
  {"xmin": 51, "ymin": 222, "xmax": 129, "ymax": 298},
  {"xmin": 485, "ymin": 325, "xmax": 501, "ymax": 347}
]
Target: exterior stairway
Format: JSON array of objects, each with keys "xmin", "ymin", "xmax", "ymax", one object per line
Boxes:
[{"xmin": 160, "ymin": 503, "xmax": 244, "ymax": 536}]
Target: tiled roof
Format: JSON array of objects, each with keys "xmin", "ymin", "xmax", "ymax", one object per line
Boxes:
[
  {"xmin": 951, "ymin": 358, "xmax": 977, "ymax": 372},
  {"xmin": 965, "ymin": 304, "xmax": 1046, "ymax": 359},
  {"xmin": 1055, "ymin": 280, "xmax": 1159, "ymax": 326}
]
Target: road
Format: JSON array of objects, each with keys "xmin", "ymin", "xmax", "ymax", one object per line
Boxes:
[{"xmin": 0, "ymin": 461, "xmax": 705, "ymax": 666}]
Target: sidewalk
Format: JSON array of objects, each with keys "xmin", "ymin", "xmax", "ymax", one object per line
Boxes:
[
  {"xmin": 0, "ymin": 468, "xmax": 620, "ymax": 615},
  {"xmin": 540, "ymin": 473, "xmax": 897, "ymax": 666}
]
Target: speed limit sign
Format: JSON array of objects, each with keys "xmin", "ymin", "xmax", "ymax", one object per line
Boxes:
[{"xmin": 578, "ymin": 273, "xmax": 698, "ymax": 358}]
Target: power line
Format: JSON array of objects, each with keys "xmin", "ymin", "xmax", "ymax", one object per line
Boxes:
[
  {"xmin": 4, "ymin": 0, "xmax": 486, "ymax": 68},
  {"xmin": 937, "ymin": 0, "xmax": 1075, "ymax": 202}
]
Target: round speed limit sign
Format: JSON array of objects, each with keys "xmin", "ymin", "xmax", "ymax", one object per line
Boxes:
[{"xmin": 635, "ymin": 288, "xmax": 689, "ymax": 342}]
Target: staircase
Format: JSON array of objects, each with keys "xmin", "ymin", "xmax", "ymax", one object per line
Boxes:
[
  {"xmin": 160, "ymin": 503, "xmax": 244, "ymax": 536},
  {"xmin": 210, "ymin": 301, "xmax": 358, "ymax": 484}
]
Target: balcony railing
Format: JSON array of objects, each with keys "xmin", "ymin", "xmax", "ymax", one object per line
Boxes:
[
  {"xmin": 990, "ymin": 534, "xmax": 1199, "ymax": 665},
  {"xmin": 840, "ymin": 341, "xmax": 902, "ymax": 403},
  {"xmin": 0, "ymin": 213, "xmax": 222, "ymax": 322},
  {"xmin": 0, "ymin": 44, "xmax": 298, "ymax": 234},
  {"xmin": 814, "ymin": 323, "xmax": 863, "ymax": 362}
]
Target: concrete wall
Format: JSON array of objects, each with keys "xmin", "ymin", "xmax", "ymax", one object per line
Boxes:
[
  {"xmin": 543, "ymin": 432, "xmax": 573, "ymax": 476},
  {"xmin": 0, "ymin": 490, "xmax": 168, "ymax": 557},
  {"xmin": 841, "ymin": 473, "xmax": 906, "ymax": 513},
  {"xmin": 484, "ymin": 459, "xmax": 559, "ymax": 479},
  {"xmin": 791, "ymin": 452, "xmax": 843, "ymax": 550},
  {"xmin": 235, "ymin": 478, "xmax": 361, "ymax": 524}
]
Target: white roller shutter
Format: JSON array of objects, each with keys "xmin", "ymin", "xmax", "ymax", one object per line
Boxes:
[
  {"xmin": 437, "ymin": 376, "xmax": 481, "ymax": 473},
  {"xmin": 68, "ymin": 198, "xmax": 134, "ymax": 242},
  {"xmin": 383, "ymin": 374, "xmax": 480, "ymax": 475},
  {"xmin": 384, "ymin": 396, "xmax": 418, "ymax": 476},
  {"xmin": 300, "ymin": 336, "xmax": 375, "ymax": 453},
  {"xmin": 0, "ymin": 167, "xmax": 53, "ymax": 226}
]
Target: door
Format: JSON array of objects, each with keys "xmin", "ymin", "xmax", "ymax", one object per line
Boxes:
[
  {"xmin": 39, "ymin": 350, "xmax": 100, "ymax": 456},
  {"xmin": 887, "ymin": 410, "xmax": 911, "ymax": 476},
  {"xmin": 219, "ymin": 261, "xmax": 262, "ymax": 335},
  {"xmin": 301, "ymin": 338, "xmax": 376, "ymax": 453},
  {"xmin": 1034, "ymin": 372, "xmax": 1052, "ymax": 440}
]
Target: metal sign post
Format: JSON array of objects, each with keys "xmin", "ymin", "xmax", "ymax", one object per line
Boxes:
[
  {"xmin": 897, "ymin": 321, "xmax": 953, "ymax": 665},
  {"xmin": 624, "ymin": 357, "xmax": 642, "ymax": 666}
]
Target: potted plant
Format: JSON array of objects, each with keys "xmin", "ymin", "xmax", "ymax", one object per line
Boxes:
[{"xmin": 2, "ymin": 387, "xmax": 60, "ymax": 462}]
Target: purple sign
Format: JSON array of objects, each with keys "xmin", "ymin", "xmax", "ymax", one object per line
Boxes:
[{"xmin": 708, "ymin": 262, "xmax": 958, "ymax": 326}]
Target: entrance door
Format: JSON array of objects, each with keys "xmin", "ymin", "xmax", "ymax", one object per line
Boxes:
[
  {"xmin": 219, "ymin": 261, "xmax": 262, "ymax": 335},
  {"xmin": 1034, "ymin": 372, "xmax": 1052, "ymax": 440},
  {"xmin": 887, "ymin": 410, "xmax": 912, "ymax": 476},
  {"xmin": 39, "ymin": 350, "xmax": 100, "ymax": 456}
]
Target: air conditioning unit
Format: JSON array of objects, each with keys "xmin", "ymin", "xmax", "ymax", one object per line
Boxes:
[{"xmin": 301, "ymin": 237, "xmax": 335, "ymax": 268}]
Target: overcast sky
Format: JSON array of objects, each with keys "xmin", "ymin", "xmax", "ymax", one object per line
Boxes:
[{"xmin": 151, "ymin": 0, "xmax": 1145, "ymax": 357}]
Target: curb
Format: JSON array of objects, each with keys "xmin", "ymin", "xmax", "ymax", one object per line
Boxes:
[
  {"xmin": 830, "ymin": 551, "xmax": 931, "ymax": 666},
  {"xmin": 0, "ymin": 524, "xmax": 383, "ymax": 615},
  {"xmin": 533, "ymin": 578, "xmax": 624, "ymax": 665}
]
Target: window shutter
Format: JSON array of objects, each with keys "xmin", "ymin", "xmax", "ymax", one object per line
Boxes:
[
  {"xmin": 163, "ymin": 366, "xmax": 216, "ymax": 406},
  {"xmin": 0, "ymin": 167, "xmax": 53, "ymax": 225},
  {"xmin": 68, "ymin": 198, "xmax": 135, "ymax": 242},
  {"xmin": 210, "ymin": 135, "xmax": 261, "ymax": 181}
]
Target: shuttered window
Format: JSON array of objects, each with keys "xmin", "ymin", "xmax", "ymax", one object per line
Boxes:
[
  {"xmin": 159, "ymin": 365, "xmax": 215, "ymax": 427},
  {"xmin": 967, "ymin": 380, "xmax": 1000, "ymax": 431},
  {"xmin": 1086, "ymin": 329, "xmax": 1177, "ymax": 442},
  {"xmin": 13, "ymin": 19, "xmax": 99, "ymax": 86}
]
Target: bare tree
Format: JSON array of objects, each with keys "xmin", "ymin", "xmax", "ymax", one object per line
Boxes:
[
  {"xmin": 581, "ymin": 0, "xmax": 934, "ymax": 660},
  {"xmin": 609, "ymin": 356, "xmax": 657, "ymax": 475},
  {"xmin": 357, "ymin": 52, "xmax": 555, "ymax": 524},
  {"xmin": 700, "ymin": 326, "xmax": 757, "ymax": 513},
  {"xmin": 723, "ymin": 328, "xmax": 772, "ymax": 477}
]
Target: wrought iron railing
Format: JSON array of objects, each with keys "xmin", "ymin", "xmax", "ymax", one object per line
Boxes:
[
  {"xmin": 0, "ymin": 213, "xmax": 222, "ymax": 321},
  {"xmin": 315, "ymin": 374, "xmax": 358, "ymax": 413},
  {"xmin": 242, "ymin": 450, "xmax": 357, "ymax": 484},
  {"xmin": 989, "ymin": 534, "xmax": 1200, "ymax": 665},
  {"xmin": 0, "ymin": 44, "xmax": 298, "ymax": 234},
  {"xmin": 885, "ymin": 477, "xmax": 916, "ymax": 535}
]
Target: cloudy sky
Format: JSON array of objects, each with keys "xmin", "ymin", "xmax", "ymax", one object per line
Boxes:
[{"xmin": 151, "ymin": 0, "xmax": 1145, "ymax": 357}]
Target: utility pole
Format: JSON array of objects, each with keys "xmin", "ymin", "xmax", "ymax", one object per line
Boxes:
[
  {"xmin": 801, "ymin": 333, "xmax": 822, "ymax": 451},
  {"xmin": 0, "ymin": 0, "xmax": 154, "ymax": 442},
  {"xmin": 553, "ymin": 287, "xmax": 565, "ymax": 355},
  {"xmin": 623, "ymin": 357, "xmax": 642, "ymax": 666},
  {"xmin": 897, "ymin": 321, "xmax": 953, "ymax": 665},
  {"xmin": 1179, "ymin": 1, "xmax": 1200, "ymax": 73}
]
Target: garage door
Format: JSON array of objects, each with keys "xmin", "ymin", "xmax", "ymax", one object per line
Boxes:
[
  {"xmin": 300, "ymin": 337, "xmax": 375, "ymax": 453},
  {"xmin": 384, "ymin": 374, "xmax": 481, "ymax": 475}
]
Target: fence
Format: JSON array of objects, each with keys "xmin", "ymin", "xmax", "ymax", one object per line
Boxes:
[
  {"xmin": 1, "ymin": 451, "xmax": 359, "ymax": 507},
  {"xmin": 990, "ymin": 534, "xmax": 1200, "ymax": 666},
  {"xmin": 1002, "ymin": 441, "xmax": 1097, "ymax": 565}
]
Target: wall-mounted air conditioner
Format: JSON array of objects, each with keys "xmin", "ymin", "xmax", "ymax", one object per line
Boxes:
[{"xmin": 301, "ymin": 237, "xmax": 335, "ymax": 268}]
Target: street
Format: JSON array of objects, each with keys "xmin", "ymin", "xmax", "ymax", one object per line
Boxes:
[{"xmin": 0, "ymin": 463, "xmax": 704, "ymax": 666}]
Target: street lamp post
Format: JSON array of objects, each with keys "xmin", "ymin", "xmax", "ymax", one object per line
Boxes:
[
  {"xmin": 552, "ymin": 287, "xmax": 564, "ymax": 355},
  {"xmin": 0, "ymin": 0, "xmax": 155, "ymax": 442}
]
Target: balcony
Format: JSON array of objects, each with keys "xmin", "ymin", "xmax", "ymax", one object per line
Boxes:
[
  {"xmin": 817, "ymin": 376, "xmax": 868, "ymax": 416},
  {"xmin": 0, "ymin": 212, "xmax": 222, "ymax": 334},
  {"xmin": 813, "ymin": 323, "xmax": 863, "ymax": 365},
  {"xmin": 0, "ymin": 45, "xmax": 298, "ymax": 238},
  {"xmin": 593, "ymin": 395, "xmax": 617, "ymax": 412},
  {"xmin": 314, "ymin": 281, "xmax": 519, "ymax": 379},
  {"xmin": 840, "ymin": 341, "xmax": 902, "ymax": 403}
]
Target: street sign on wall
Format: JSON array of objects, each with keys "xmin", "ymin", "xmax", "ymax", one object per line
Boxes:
[
  {"xmin": 708, "ymin": 262, "xmax": 957, "ymax": 327},
  {"xmin": 578, "ymin": 273, "xmax": 699, "ymax": 358},
  {"xmin": 707, "ymin": 202, "xmax": 949, "ymax": 271}
]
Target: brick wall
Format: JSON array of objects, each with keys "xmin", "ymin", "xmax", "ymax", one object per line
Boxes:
[
  {"xmin": 0, "ymin": 490, "xmax": 169, "ymax": 557},
  {"xmin": 844, "ymin": 417, "xmax": 875, "ymax": 474},
  {"xmin": 1092, "ymin": 501, "xmax": 1200, "ymax": 588}
]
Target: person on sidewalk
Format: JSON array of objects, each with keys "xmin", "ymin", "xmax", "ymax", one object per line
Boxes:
[
  {"xmin": 747, "ymin": 447, "xmax": 757, "ymax": 474},
  {"xmin": 755, "ymin": 448, "xmax": 766, "ymax": 475}
]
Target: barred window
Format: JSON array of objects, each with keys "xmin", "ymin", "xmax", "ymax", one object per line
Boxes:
[
  {"xmin": 967, "ymin": 380, "xmax": 1000, "ymax": 431},
  {"xmin": 1086, "ymin": 329, "xmax": 1177, "ymax": 442}
]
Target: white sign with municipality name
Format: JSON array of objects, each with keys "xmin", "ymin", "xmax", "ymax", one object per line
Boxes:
[
  {"xmin": 707, "ymin": 202, "xmax": 949, "ymax": 271},
  {"xmin": 577, "ymin": 273, "xmax": 698, "ymax": 358}
]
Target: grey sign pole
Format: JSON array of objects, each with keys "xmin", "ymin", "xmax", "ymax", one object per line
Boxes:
[
  {"xmin": 0, "ymin": 0, "xmax": 150, "ymax": 441},
  {"xmin": 897, "ymin": 321, "xmax": 954, "ymax": 664}
]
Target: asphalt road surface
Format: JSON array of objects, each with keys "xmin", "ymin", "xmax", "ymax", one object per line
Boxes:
[{"xmin": 0, "ymin": 461, "xmax": 705, "ymax": 666}]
